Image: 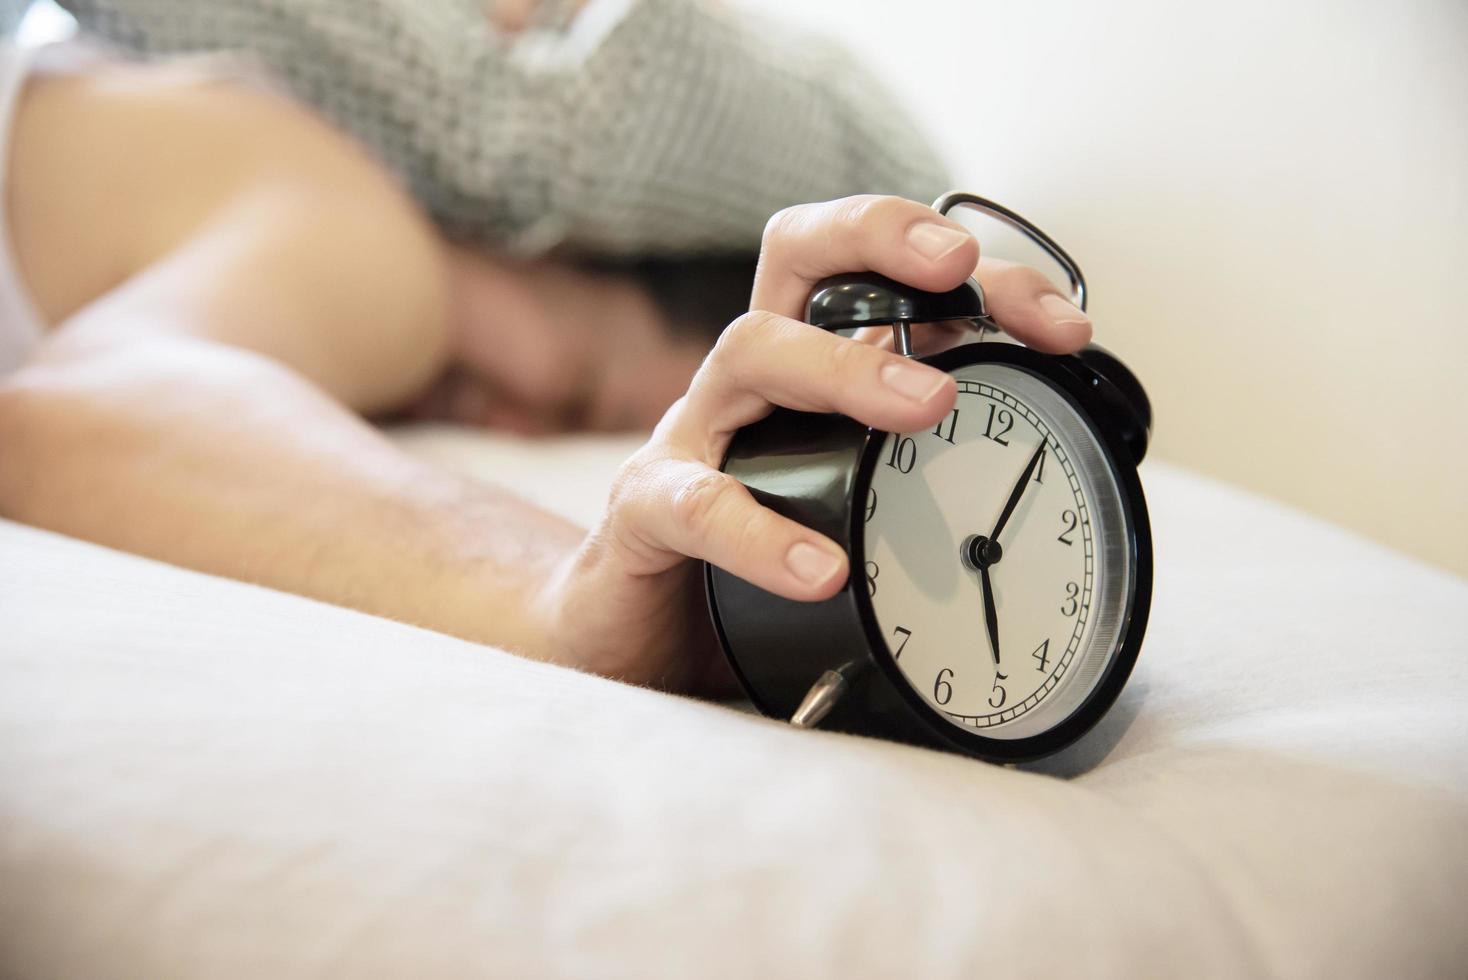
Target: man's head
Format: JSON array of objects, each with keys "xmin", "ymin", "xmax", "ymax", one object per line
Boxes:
[{"xmin": 405, "ymin": 248, "xmax": 753, "ymax": 435}]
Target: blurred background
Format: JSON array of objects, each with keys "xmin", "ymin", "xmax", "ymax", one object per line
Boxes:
[
  {"xmin": 736, "ymin": 0, "xmax": 1468, "ymax": 575},
  {"xmin": 18, "ymin": 0, "xmax": 1467, "ymax": 574}
]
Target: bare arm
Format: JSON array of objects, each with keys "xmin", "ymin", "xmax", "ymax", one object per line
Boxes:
[
  {"xmin": 0, "ymin": 66, "xmax": 1090, "ymax": 686},
  {"xmin": 0, "ymin": 66, "xmax": 581, "ymax": 655},
  {"xmin": 0, "ymin": 323, "xmax": 582, "ymax": 652}
]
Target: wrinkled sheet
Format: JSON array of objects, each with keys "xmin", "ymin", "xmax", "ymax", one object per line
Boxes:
[{"xmin": 1, "ymin": 428, "xmax": 1464, "ymax": 979}]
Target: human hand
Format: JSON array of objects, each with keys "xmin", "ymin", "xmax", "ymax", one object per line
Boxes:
[{"xmin": 533, "ymin": 195, "xmax": 1093, "ymax": 693}]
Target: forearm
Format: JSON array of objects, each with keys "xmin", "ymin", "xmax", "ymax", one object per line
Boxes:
[{"xmin": 0, "ymin": 329, "xmax": 584, "ymax": 655}]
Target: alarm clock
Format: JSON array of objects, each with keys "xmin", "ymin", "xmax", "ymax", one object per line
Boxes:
[{"xmin": 705, "ymin": 192, "xmax": 1153, "ymax": 763}]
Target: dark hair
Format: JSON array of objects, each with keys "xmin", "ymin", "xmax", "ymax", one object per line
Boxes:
[{"xmin": 584, "ymin": 254, "xmax": 760, "ymax": 344}]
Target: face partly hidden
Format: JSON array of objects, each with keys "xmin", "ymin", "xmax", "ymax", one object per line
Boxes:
[
  {"xmin": 407, "ymin": 246, "xmax": 985, "ymax": 437},
  {"xmin": 405, "ymin": 248, "xmax": 752, "ymax": 435}
]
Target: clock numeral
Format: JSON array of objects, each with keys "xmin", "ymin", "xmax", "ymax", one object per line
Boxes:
[
  {"xmin": 933, "ymin": 667, "xmax": 954, "ymax": 706},
  {"xmin": 886, "ymin": 436, "xmax": 917, "ymax": 474},
  {"xmin": 864, "ymin": 560, "xmax": 879, "ymax": 597},
  {"xmin": 982, "ymin": 404, "xmax": 1013, "ymax": 446},
  {"xmin": 1032, "ymin": 639, "xmax": 1051, "ymax": 672},
  {"xmin": 1033, "ymin": 444, "xmax": 1047, "ymax": 485},
  {"xmin": 864, "ymin": 486, "xmax": 877, "ymax": 523},
  {"xmin": 932, "ymin": 408, "xmax": 959, "ymax": 444},
  {"xmin": 891, "ymin": 626, "xmax": 912, "ymax": 660},
  {"xmin": 1058, "ymin": 509, "xmax": 1079, "ymax": 546},
  {"xmin": 1061, "ymin": 581, "xmax": 1080, "ymax": 617},
  {"xmin": 989, "ymin": 672, "xmax": 1008, "ymax": 709}
]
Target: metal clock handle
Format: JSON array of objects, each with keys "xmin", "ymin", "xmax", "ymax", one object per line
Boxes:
[{"xmin": 931, "ymin": 192, "xmax": 1088, "ymax": 313}]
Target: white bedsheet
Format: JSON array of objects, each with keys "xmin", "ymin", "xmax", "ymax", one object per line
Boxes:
[{"xmin": 1, "ymin": 428, "xmax": 1465, "ymax": 979}]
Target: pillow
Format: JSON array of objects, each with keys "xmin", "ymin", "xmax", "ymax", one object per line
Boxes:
[
  {"xmin": 55, "ymin": 0, "xmax": 948, "ymax": 255},
  {"xmin": 1, "ymin": 429, "xmax": 1464, "ymax": 978}
]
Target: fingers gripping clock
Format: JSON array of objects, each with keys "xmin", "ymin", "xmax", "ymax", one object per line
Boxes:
[{"xmin": 706, "ymin": 193, "xmax": 1153, "ymax": 763}]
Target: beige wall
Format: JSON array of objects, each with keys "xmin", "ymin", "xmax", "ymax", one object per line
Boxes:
[{"xmin": 736, "ymin": 0, "xmax": 1468, "ymax": 575}]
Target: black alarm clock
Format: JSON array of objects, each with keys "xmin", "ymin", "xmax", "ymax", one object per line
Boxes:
[{"xmin": 705, "ymin": 192, "xmax": 1153, "ymax": 763}]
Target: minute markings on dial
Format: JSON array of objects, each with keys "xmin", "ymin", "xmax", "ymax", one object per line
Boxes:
[
  {"xmin": 872, "ymin": 377, "xmax": 1097, "ymax": 729},
  {"xmin": 952, "ymin": 393, "xmax": 1090, "ymax": 724}
]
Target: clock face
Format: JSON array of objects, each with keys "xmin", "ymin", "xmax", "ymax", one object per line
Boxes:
[{"xmin": 863, "ymin": 361, "xmax": 1133, "ymax": 740}]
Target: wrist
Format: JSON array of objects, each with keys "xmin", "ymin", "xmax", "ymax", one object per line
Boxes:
[
  {"xmin": 519, "ymin": 544, "xmax": 583, "ymax": 664},
  {"xmin": 521, "ymin": 529, "xmax": 625, "ymax": 672},
  {"xmin": 398, "ymin": 472, "xmax": 587, "ymax": 658}
]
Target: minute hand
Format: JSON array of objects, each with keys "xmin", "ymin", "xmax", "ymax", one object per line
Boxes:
[{"xmin": 990, "ymin": 441, "xmax": 1047, "ymax": 543}]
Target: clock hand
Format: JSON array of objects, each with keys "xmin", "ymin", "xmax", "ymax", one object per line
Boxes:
[
  {"xmin": 966, "ymin": 439, "xmax": 1044, "ymax": 674},
  {"xmin": 979, "ymin": 561, "xmax": 1001, "ymax": 667},
  {"xmin": 969, "ymin": 440, "xmax": 1042, "ymax": 672},
  {"xmin": 989, "ymin": 440, "xmax": 1047, "ymax": 544}
]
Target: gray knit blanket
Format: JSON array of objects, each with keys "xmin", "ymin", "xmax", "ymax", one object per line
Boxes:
[{"xmin": 32, "ymin": 0, "xmax": 949, "ymax": 257}]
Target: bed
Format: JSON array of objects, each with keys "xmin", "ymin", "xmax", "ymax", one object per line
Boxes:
[{"xmin": 2, "ymin": 427, "xmax": 1464, "ymax": 978}]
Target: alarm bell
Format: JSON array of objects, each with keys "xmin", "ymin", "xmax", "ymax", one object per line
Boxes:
[
  {"xmin": 803, "ymin": 193, "xmax": 1149, "ymax": 461},
  {"xmin": 805, "ymin": 273, "xmax": 990, "ymax": 330}
]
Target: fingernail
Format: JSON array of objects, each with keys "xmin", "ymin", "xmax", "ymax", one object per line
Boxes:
[
  {"xmin": 1039, "ymin": 293, "xmax": 1092, "ymax": 328},
  {"xmin": 906, "ymin": 220, "xmax": 970, "ymax": 261},
  {"xmin": 786, "ymin": 541, "xmax": 844, "ymax": 588},
  {"xmin": 881, "ymin": 360, "xmax": 949, "ymax": 403}
]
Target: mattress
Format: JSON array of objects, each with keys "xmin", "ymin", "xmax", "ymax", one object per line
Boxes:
[{"xmin": 1, "ymin": 426, "xmax": 1464, "ymax": 978}]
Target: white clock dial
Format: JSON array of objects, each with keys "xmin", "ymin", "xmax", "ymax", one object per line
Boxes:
[{"xmin": 863, "ymin": 361, "xmax": 1132, "ymax": 740}]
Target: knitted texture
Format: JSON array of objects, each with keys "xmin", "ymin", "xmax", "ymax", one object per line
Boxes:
[{"xmin": 55, "ymin": 0, "xmax": 951, "ymax": 256}]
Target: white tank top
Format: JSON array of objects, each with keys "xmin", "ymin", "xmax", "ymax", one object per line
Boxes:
[{"xmin": 0, "ymin": 42, "xmax": 45, "ymax": 376}]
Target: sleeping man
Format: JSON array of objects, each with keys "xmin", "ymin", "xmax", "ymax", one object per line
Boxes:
[{"xmin": 0, "ymin": 20, "xmax": 1093, "ymax": 693}]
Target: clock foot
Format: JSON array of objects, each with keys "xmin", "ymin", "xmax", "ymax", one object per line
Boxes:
[{"xmin": 790, "ymin": 669, "xmax": 850, "ymax": 729}]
